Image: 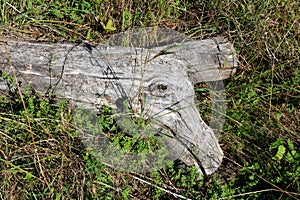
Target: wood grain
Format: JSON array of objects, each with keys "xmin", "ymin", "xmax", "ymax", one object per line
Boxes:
[{"xmin": 0, "ymin": 37, "xmax": 237, "ymax": 175}]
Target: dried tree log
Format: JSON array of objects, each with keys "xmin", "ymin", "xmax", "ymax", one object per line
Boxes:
[{"xmin": 0, "ymin": 37, "xmax": 237, "ymax": 175}]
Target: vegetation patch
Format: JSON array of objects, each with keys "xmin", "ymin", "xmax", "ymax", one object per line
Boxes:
[{"xmin": 0, "ymin": 0, "xmax": 299, "ymax": 199}]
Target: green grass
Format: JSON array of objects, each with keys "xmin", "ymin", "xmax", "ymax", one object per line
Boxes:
[{"xmin": 0, "ymin": 0, "xmax": 299, "ymax": 199}]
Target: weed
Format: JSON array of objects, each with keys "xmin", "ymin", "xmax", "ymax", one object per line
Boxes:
[{"xmin": 0, "ymin": 0, "xmax": 299, "ymax": 199}]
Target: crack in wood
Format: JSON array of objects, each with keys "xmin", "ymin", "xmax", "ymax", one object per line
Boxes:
[{"xmin": 0, "ymin": 37, "xmax": 237, "ymax": 175}]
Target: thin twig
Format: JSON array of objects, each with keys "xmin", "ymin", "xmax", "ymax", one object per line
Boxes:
[
  {"xmin": 5, "ymin": 2, "xmax": 35, "ymax": 21},
  {"xmin": 218, "ymin": 188, "xmax": 282, "ymax": 200},
  {"xmin": 0, "ymin": 36, "xmax": 37, "ymax": 149},
  {"xmin": 221, "ymin": 155, "xmax": 300, "ymax": 200},
  {"xmin": 132, "ymin": 174, "xmax": 192, "ymax": 200}
]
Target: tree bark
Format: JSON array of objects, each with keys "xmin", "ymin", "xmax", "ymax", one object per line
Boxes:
[{"xmin": 0, "ymin": 37, "xmax": 237, "ymax": 175}]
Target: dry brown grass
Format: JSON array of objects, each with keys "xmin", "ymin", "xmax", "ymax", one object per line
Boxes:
[{"xmin": 0, "ymin": 0, "xmax": 299, "ymax": 199}]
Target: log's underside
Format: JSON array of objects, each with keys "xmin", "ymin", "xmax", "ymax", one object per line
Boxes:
[{"xmin": 0, "ymin": 33, "xmax": 237, "ymax": 175}]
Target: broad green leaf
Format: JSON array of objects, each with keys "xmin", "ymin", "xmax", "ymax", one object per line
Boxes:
[
  {"xmin": 269, "ymin": 138, "xmax": 283, "ymax": 151},
  {"xmin": 101, "ymin": 19, "xmax": 117, "ymax": 32},
  {"xmin": 273, "ymin": 145, "xmax": 286, "ymax": 160}
]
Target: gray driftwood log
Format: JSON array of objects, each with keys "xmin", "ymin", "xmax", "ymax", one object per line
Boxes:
[{"xmin": 0, "ymin": 36, "xmax": 237, "ymax": 175}]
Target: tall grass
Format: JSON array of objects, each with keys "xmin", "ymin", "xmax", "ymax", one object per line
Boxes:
[{"xmin": 0, "ymin": 0, "xmax": 299, "ymax": 199}]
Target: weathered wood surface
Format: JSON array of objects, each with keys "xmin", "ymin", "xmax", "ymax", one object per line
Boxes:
[{"xmin": 0, "ymin": 36, "xmax": 237, "ymax": 175}]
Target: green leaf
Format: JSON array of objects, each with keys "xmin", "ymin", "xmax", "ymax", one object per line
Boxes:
[
  {"xmin": 287, "ymin": 138, "xmax": 294, "ymax": 150},
  {"xmin": 87, "ymin": 28, "xmax": 92, "ymax": 39},
  {"xmin": 24, "ymin": 173, "xmax": 33, "ymax": 181},
  {"xmin": 286, "ymin": 151, "xmax": 295, "ymax": 163},
  {"xmin": 276, "ymin": 113, "xmax": 283, "ymax": 120},
  {"xmin": 195, "ymin": 88, "xmax": 210, "ymax": 92},
  {"xmin": 101, "ymin": 19, "xmax": 117, "ymax": 32},
  {"xmin": 273, "ymin": 145, "xmax": 286, "ymax": 160},
  {"xmin": 269, "ymin": 138, "xmax": 283, "ymax": 151}
]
